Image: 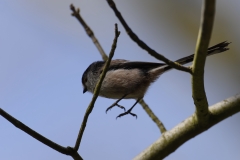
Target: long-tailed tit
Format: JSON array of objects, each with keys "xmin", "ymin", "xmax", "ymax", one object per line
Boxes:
[{"xmin": 82, "ymin": 41, "xmax": 230, "ymax": 118}]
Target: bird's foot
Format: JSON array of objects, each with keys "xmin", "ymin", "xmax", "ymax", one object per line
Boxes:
[
  {"xmin": 116, "ymin": 109, "xmax": 137, "ymax": 119},
  {"xmin": 106, "ymin": 103, "xmax": 126, "ymax": 113}
]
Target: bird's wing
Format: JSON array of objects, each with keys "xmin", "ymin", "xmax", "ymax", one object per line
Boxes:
[{"xmin": 109, "ymin": 60, "xmax": 165, "ymax": 71}]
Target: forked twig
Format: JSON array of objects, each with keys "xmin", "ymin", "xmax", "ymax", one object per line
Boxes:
[
  {"xmin": 0, "ymin": 108, "xmax": 83, "ymax": 160},
  {"xmin": 74, "ymin": 24, "xmax": 121, "ymax": 151},
  {"xmin": 192, "ymin": 0, "xmax": 216, "ymax": 125}
]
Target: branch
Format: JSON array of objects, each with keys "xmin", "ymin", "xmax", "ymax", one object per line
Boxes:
[
  {"xmin": 0, "ymin": 108, "xmax": 83, "ymax": 160},
  {"xmin": 139, "ymin": 99, "xmax": 166, "ymax": 133},
  {"xmin": 106, "ymin": 0, "xmax": 191, "ymax": 74},
  {"xmin": 134, "ymin": 93, "xmax": 240, "ymax": 160},
  {"xmin": 70, "ymin": 4, "xmax": 108, "ymax": 61},
  {"xmin": 74, "ymin": 24, "xmax": 120, "ymax": 151},
  {"xmin": 191, "ymin": 0, "xmax": 216, "ymax": 125}
]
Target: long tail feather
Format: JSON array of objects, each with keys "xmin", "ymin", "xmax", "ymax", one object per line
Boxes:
[{"xmin": 163, "ymin": 41, "xmax": 231, "ymax": 71}]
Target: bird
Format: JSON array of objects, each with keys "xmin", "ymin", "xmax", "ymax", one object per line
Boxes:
[{"xmin": 82, "ymin": 41, "xmax": 230, "ymax": 119}]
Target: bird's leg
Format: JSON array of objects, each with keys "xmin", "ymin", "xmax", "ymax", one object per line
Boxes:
[
  {"xmin": 116, "ymin": 99, "xmax": 141, "ymax": 119},
  {"xmin": 106, "ymin": 94, "xmax": 127, "ymax": 113}
]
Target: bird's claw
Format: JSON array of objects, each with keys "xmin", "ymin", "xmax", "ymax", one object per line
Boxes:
[
  {"xmin": 115, "ymin": 104, "xmax": 126, "ymax": 112},
  {"xmin": 106, "ymin": 103, "xmax": 126, "ymax": 114},
  {"xmin": 116, "ymin": 111, "xmax": 137, "ymax": 119},
  {"xmin": 105, "ymin": 107, "xmax": 112, "ymax": 114}
]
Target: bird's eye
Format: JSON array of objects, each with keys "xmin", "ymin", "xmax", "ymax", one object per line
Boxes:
[{"xmin": 84, "ymin": 78, "xmax": 88, "ymax": 83}]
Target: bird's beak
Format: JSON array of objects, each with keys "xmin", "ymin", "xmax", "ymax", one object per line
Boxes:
[{"xmin": 83, "ymin": 87, "xmax": 87, "ymax": 94}]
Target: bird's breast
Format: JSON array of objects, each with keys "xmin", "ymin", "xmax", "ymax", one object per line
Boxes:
[{"xmin": 97, "ymin": 69, "xmax": 150, "ymax": 99}]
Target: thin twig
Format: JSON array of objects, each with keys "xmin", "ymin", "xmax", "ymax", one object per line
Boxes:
[
  {"xmin": 191, "ymin": 0, "xmax": 216, "ymax": 125},
  {"xmin": 0, "ymin": 108, "xmax": 83, "ymax": 160},
  {"xmin": 70, "ymin": 4, "xmax": 108, "ymax": 61},
  {"xmin": 106, "ymin": 0, "xmax": 192, "ymax": 74},
  {"xmin": 74, "ymin": 24, "xmax": 121, "ymax": 151},
  {"xmin": 139, "ymin": 99, "xmax": 167, "ymax": 133}
]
